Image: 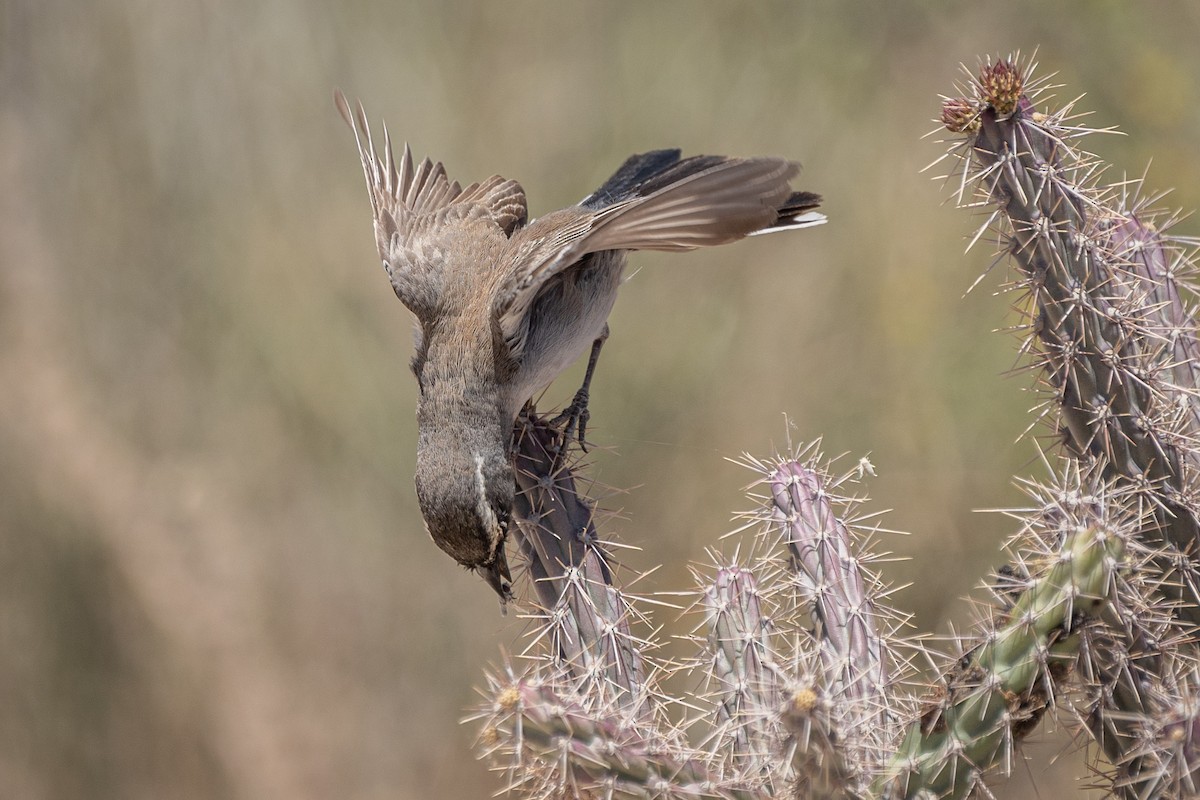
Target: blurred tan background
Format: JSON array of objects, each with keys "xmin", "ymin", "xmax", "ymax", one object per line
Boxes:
[{"xmin": 3, "ymin": 2, "xmax": 1200, "ymax": 797}]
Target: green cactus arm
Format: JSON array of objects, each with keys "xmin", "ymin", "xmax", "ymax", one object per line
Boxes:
[{"xmin": 869, "ymin": 520, "xmax": 1123, "ymax": 799}]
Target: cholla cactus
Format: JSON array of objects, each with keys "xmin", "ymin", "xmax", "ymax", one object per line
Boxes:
[
  {"xmin": 475, "ymin": 437, "xmax": 911, "ymax": 799},
  {"xmin": 934, "ymin": 56, "xmax": 1200, "ymax": 796},
  {"xmin": 938, "ymin": 57, "xmax": 1200, "ymax": 627},
  {"xmin": 467, "ymin": 56, "xmax": 1200, "ymax": 799}
]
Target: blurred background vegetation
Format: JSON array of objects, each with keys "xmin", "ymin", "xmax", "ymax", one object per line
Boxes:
[{"xmin": 3, "ymin": 2, "xmax": 1200, "ymax": 797}]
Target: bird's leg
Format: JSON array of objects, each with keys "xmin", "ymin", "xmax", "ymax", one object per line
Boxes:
[{"xmin": 551, "ymin": 325, "xmax": 609, "ymax": 464}]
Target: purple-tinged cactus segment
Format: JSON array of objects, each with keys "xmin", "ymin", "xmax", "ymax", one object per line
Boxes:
[
  {"xmin": 703, "ymin": 566, "xmax": 783, "ymax": 778},
  {"xmin": 940, "ymin": 55, "xmax": 1200, "ymax": 628},
  {"xmin": 485, "ymin": 679, "xmax": 763, "ymax": 800},
  {"xmin": 511, "ymin": 414, "xmax": 646, "ymax": 712},
  {"xmin": 1101, "ymin": 213, "xmax": 1200, "ymax": 444},
  {"xmin": 512, "ymin": 416, "xmax": 611, "ymax": 596},
  {"xmin": 1080, "ymin": 604, "xmax": 1199, "ymax": 799},
  {"xmin": 705, "ymin": 569, "xmax": 771, "ymax": 690},
  {"xmin": 767, "ymin": 461, "xmax": 888, "ymax": 741},
  {"xmin": 1073, "ymin": 516, "xmax": 1200, "ymax": 800}
]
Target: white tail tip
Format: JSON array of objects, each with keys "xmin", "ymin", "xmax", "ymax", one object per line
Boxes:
[{"xmin": 749, "ymin": 210, "xmax": 828, "ymax": 236}]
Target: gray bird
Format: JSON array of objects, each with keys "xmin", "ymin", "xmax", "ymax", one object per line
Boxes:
[{"xmin": 335, "ymin": 90, "xmax": 824, "ymax": 601}]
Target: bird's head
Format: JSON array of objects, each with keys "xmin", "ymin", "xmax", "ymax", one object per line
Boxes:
[{"xmin": 414, "ymin": 442, "xmax": 514, "ymax": 601}]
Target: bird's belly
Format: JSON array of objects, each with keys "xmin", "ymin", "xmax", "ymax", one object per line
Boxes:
[{"xmin": 505, "ymin": 252, "xmax": 624, "ymax": 414}]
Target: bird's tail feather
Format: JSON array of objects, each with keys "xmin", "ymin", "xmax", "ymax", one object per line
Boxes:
[{"xmin": 580, "ymin": 155, "xmax": 823, "ymax": 253}]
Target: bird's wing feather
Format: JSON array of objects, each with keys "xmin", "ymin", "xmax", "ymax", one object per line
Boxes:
[
  {"xmin": 495, "ymin": 154, "xmax": 822, "ymax": 352},
  {"xmin": 335, "ymin": 90, "xmax": 527, "ymax": 319}
]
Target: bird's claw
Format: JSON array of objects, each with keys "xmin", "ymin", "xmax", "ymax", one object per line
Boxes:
[{"xmin": 550, "ymin": 389, "xmax": 590, "ymax": 469}]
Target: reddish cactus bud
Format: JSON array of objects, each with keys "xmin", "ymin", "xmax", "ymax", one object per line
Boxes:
[
  {"xmin": 941, "ymin": 97, "xmax": 981, "ymax": 133},
  {"xmin": 978, "ymin": 59, "xmax": 1024, "ymax": 115}
]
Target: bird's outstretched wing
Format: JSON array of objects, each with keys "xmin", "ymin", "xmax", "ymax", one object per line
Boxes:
[
  {"xmin": 335, "ymin": 90, "xmax": 528, "ymax": 320},
  {"xmin": 495, "ymin": 150, "xmax": 823, "ymax": 353}
]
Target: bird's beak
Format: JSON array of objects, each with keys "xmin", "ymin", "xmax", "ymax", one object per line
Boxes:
[{"xmin": 480, "ymin": 548, "xmax": 513, "ymax": 610}]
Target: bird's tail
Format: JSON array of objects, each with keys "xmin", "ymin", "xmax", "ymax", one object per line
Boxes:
[{"xmin": 578, "ymin": 151, "xmax": 824, "ymax": 253}]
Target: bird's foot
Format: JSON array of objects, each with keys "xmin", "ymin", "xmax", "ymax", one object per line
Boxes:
[{"xmin": 549, "ymin": 388, "xmax": 590, "ymax": 469}]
